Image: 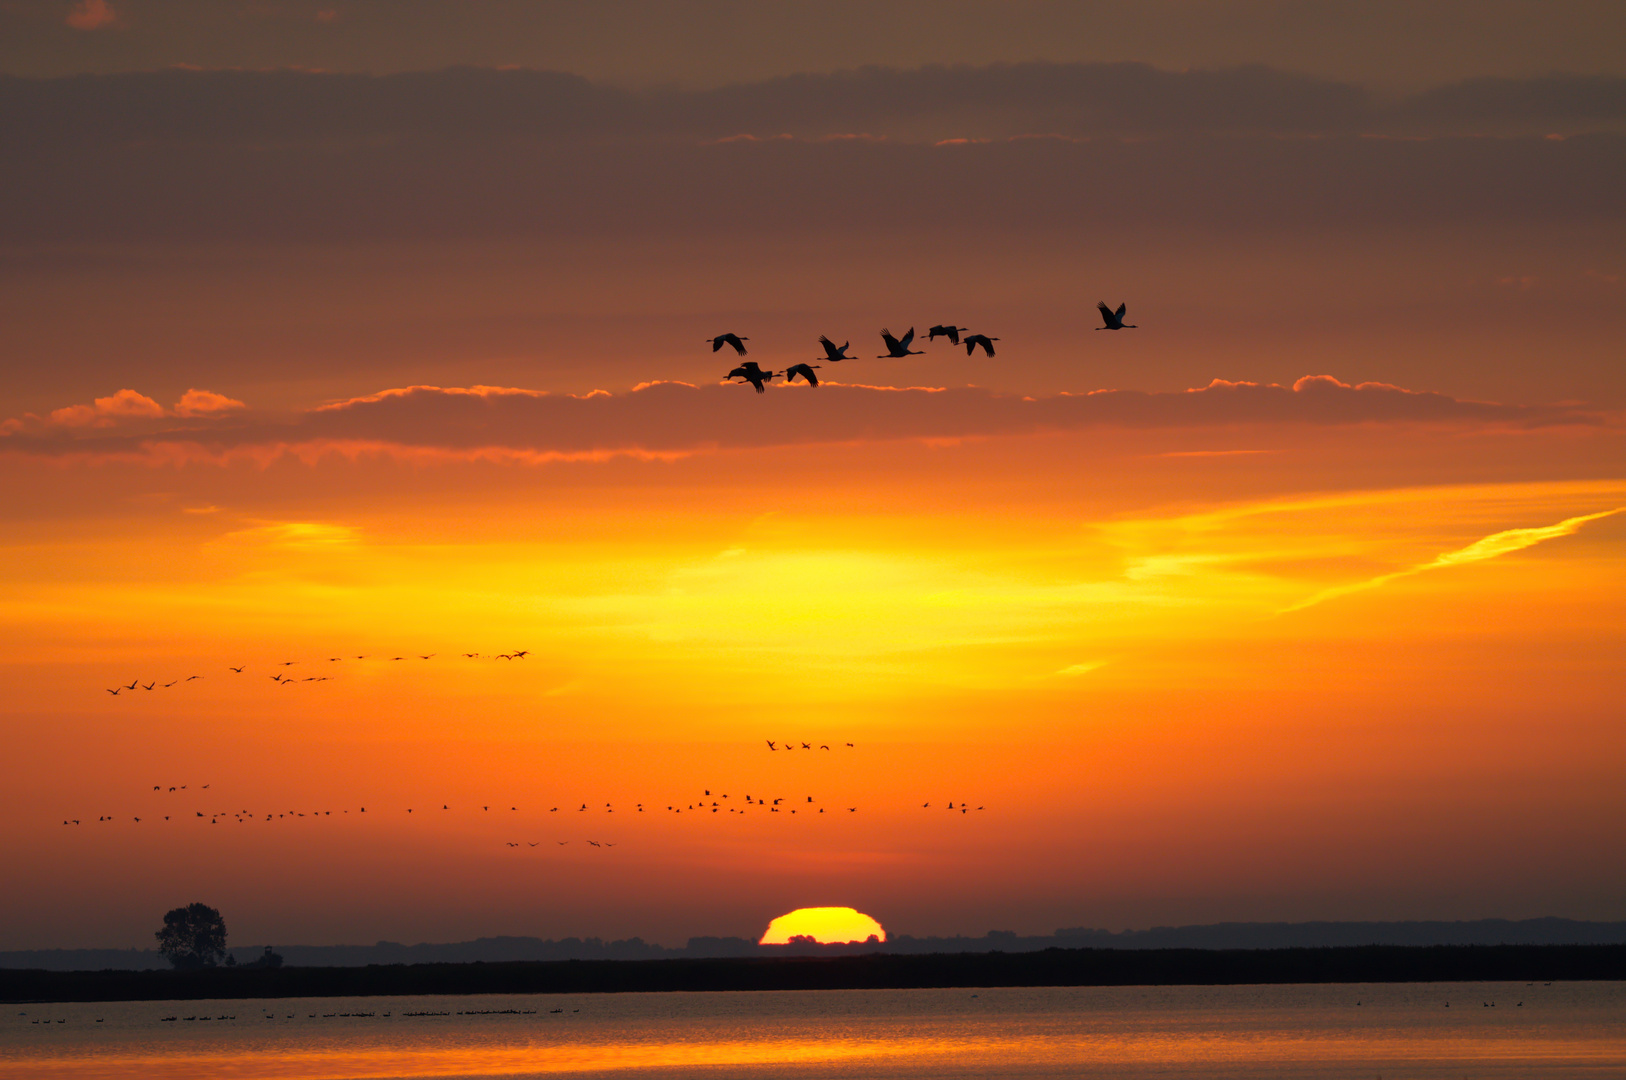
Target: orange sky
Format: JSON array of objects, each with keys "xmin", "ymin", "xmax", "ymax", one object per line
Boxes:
[{"xmin": 2, "ymin": 4, "xmax": 1624, "ymax": 951}]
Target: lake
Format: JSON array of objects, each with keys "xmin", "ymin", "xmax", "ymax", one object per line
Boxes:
[{"xmin": 4, "ymin": 982, "xmax": 1623, "ymax": 1079}]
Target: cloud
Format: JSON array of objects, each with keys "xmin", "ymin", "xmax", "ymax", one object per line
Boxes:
[
  {"xmin": 1, "ymin": 65, "xmax": 1621, "ymax": 242},
  {"xmin": 1400, "ymin": 75, "xmax": 1626, "ymax": 134},
  {"xmin": 64, "ymin": 0, "xmax": 117, "ymax": 31},
  {"xmin": 0, "ymin": 388, "xmax": 242, "ymax": 434},
  {"xmin": 0, "ymin": 376, "xmax": 1606, "ymax": 464},
  {"xmin": 47, "ymin": 389, "xmax": 164, "ymax": 427},
  {"xmin": 6, "ymin": 64, "xmax": 1622, "ymax": 147},
  {"xmin": 172, "ymin": 389, "xmax": 247, "ymax": 417},
  {"xmin": 1054, "ymin": 661, "xmax": 1107, "ymax": 677},
  {"xmin": 1281, "ymin": 508, "xmax": 1624, "ymax": 613}
]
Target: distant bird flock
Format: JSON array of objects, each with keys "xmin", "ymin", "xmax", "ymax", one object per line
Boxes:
[
  {"xmin": 56, "ymin": 770, "xmax": 990, "ymax": 849},
  {"xmin": 101, "ymin": 651, "xmax": 530, "ymax": 697},
  {"xmin": 717, "ymin": 306, "xmax": 1136, "ymax": 392}
]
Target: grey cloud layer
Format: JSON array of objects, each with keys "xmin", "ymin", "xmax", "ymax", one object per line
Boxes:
[
  {"xmin": 4, "ymin": 64, "xmax": 1621, "ymax": 242},
  {"xmin": 2, "ymin": 380, "xmax": 1599, "ymax": 461},
  {"xmin": 6, "ymin": 64, "xmax": 1625, "ymax": 146}
]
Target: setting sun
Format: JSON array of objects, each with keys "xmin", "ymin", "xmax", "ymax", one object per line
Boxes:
[{"xmin": 760, "ymin": 908, "xmax": 887, "ymax": 945}]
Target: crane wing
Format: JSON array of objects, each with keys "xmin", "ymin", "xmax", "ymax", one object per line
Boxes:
[
  {"xmin": 1115, "ymin": 303, "xmax": 1127, "ymax": 319},
  {"xmin": 880, "ymin": 328, "xmax": 901, "ymax": 351},
  {"xmin": 900, "ymin": 327, "xmax": 916, "ymax": 347}
]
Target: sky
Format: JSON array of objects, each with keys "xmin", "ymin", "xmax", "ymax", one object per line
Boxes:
[{"xmin": 1, "ymin": 1, "xmax": 1624, "ymax": 952}]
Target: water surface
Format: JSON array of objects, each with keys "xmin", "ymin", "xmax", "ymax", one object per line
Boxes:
[{"xmin": 4, "ymin": 982, "xmax": 1623, "ymax": 1079}]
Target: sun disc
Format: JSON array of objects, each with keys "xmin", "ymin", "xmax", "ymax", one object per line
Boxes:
[{"xmin": 759, "ymin": 906, "xmax": 886, "ymax": 945}]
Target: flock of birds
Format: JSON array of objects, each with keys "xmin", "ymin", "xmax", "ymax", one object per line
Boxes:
[
  {"xmin": 714, "ymin": 304, "xmax": 1137, "ymax": 392},
  {"xmin": 100, "ymin": 651, "xmax": 530, "ymax": 696},
  {"xmin": 57, "ymin": 768, "xmax": 989, "ymax": 842}
]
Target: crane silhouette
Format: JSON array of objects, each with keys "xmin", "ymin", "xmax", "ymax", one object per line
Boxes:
[
  {"xmin": 709, "ymin": 333, "xmax": 749, "ymax": 355},
  {"xmin": 726, "ymin": 362, "xmax": 774, "ymax": 393},
  {"xmin": 928, "ymin": 325, "xmax": 968, "ymax": 345},
  {"xmin": 1096, "ymin": 302, "xmax": 1137, "ymax": 329},
  {"xmin": 879, "ymin": 328, "xmax": 924, "ymax": 358},
  {"xmin": 817, "ymin": 336, "xmax": 853, "ymax": 361},
  {"xmin": 782, "ymin": 363, "xmax": 820, "ymax": 386},
  {"xmin": 963, "ymin": 334, "xmax": 998, "ymax": 357}
]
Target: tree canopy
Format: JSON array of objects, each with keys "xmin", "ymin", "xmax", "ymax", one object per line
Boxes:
[{"xmin": 155, "ymin": 903, "xmax": 228, "ymax": 969}]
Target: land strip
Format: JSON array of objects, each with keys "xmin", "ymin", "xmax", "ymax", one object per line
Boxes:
[{"xmin": 5, "ymin": 944, "xmax": 1625, "ymax": 1004}]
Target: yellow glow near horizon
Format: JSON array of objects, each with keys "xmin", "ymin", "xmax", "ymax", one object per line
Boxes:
[{"xmin": 760, "ymin": 907, "xmax": 887, "ymax": 945}]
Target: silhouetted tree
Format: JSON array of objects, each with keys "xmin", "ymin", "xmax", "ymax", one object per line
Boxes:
[{"xmin": 155, "ymin": 903, "xmax": 228, "ymax": 969}]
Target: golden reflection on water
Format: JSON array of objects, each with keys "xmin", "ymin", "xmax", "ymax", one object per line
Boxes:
[
  {"xmin": 7, "ymin": 985, "xmax": 1625, "ymax": 1080},
  {"xmin": 18, "ymin": 1032, "xmax": 1626, "ymax": 1080}
]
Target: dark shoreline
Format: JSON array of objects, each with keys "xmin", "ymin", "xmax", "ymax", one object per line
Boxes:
[{"xmin": 5, "ymin": 944, "xmax": 1625, "ymax": 1004}]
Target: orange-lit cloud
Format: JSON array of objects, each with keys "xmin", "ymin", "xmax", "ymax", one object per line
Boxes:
[
  {"xmin": 1, "ymin": 378, "xmax": 1601, "ymax": 462},
  {"xmin": 64, "ymin": 0, "xmax": 117, "ymax": 31},
  {"xmin": 173, "ymin": 388, "xmax": 247, "ymax": 418},
  {"xmin": 1, "ymin": 388, "xmax": 244, "ymax": 435},
  {"xmin": 45, "ymin": 389, "xmax": 164, "ymax": 428}
]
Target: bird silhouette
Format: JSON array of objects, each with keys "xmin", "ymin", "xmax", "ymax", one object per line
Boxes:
[
  {"xmin": 817, "ymin": 336, "xmax": 852, "ymax": 361},
  {"xmin": 142, "ymin": 682, "xmax": 155, "ymax": 690},
  {"xmin": 106, "ymin": 688, "xmax": 120, "ymax": 696},
  {"xmin": 726, "ymin": 362, "xmax": 774, "ymax": 393},
  {"xmin": 928, "ymin": 325, "xmax": 968, "ymax": 345},
  {"xmin": 227, "ymin": 667, "xmax": 243, "ymax": 673},
  {"xmin": 766, "ymin": 740, "xmax": 777, "ymax": 750},
  {"xmin": 782, "ymin": 363, "xmax": 820, "ymax": 386},
  {"xmin": 185, "ymin": 675, "xmax": 201, "ymax": 681},
  {"xmin": 123, "ymin": 681, "xmax": 138, "ymax": 690},
  {"xmin": 709, "ymin": 333, "xmax": 749, "ymax": 355},
  {"xmin": 1096, "ymin": 302, "xmax": 1137, "ymax": 329},
  {"xmin": 963, "ymin": 334, "xmax": 998, "ymax": 357},
  {"xmin": 879, "ymin": 327, "xmax": 924, "ymax": 357},
  {"xmin": 512, "ymin": 650, "xmax": 529, "ymax": 658}
]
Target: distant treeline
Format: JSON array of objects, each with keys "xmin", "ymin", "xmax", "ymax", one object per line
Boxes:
[
  {"xmin": 5, "ymin": 918, "xmax": 1626, "ymax": 973},
  {"xmin": 5, "ymin": 944, "xmax": 1626, "ymax": 1004}
]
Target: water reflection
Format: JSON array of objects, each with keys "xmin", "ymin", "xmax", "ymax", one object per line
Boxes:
[{"xmin": 4, "ymin": 983, "xmax": 1623, "ymax": 1079}]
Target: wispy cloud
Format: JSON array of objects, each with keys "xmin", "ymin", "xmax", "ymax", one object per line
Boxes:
[{"xmin": 1281, "ymin": 508, "xmax": 1623, "ymax": 613}]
